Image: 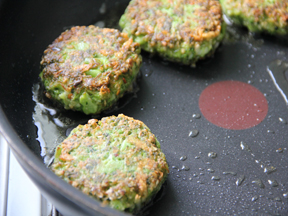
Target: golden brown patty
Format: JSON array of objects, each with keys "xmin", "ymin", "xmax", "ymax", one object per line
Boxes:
[
  {"xmin": 40, "ymin": 26, "xmax": 142, "ymax": 114},
  {"xmin": 119, "ymin": 0, "xmax": 225, "ymax": 65},
  {"xmin": 51, "ymin": 114, "xmax": 169, "ymax": 213}
]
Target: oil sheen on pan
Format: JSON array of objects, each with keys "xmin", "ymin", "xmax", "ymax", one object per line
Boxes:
[{"xmin": 199, "ymin": 80, "xmax": 268, "ymax": 130}]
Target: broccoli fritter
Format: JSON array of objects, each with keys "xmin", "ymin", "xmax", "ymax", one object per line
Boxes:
[
  {"xmin": 51, "ymin": 114, "xmax": 169, "ymax": 213},
  {"xmin": 40, "ymin": 26, "xmax": 142, "ymax": 115},
  {"xmin": 220, "ymin": 0, "xmax": 288, "ymax": 35},
  {"xmin": 119, "ymin": 0, "xmax": 225, "ymax": 65}
]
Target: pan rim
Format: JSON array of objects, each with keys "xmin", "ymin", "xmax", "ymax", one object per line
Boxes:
[{"xmin": 0, "ymin": 106, "xmax": 130, "ymax": 216}]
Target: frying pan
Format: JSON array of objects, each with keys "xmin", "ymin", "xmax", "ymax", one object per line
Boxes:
[{"xmin": 0, "ymin": 0, "xmax": 288, "ymax": 215}]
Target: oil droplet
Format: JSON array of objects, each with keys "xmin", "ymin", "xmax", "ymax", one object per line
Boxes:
[
  {"xmin": 252, "ymin": 179, "xmax": 265, "ymax": 188},
  {"xmin": 144, "ymin": 68, "xmax": 153, "ymax": 77},
  {"xmin": 207, "ymin": 168, "xmax": 215, "ymax": 173},
  {"xmin": 195, "ymin": 156, "xmax": 200, "ymax": 159},
  {"xmin": 193, "ymin": 174, "xmax": 198, "ymax": 177},
  {"xmin": 268, "ymin": 179, "xmax": 278, "ymax": 187},
  {"xmin": 208, "ymin": 152, "xmax": 217, "ymax": 158},
  {"xmin": 283, "ymin": 192, "xmax": 288, "ymax": 199},
  {"xmin": 206, "ymin": 162, "xmax": 212, "ymax": 165},
  {"xmin": 247, "ymin": 80, "xmax": 253, "ymax": 84},
  {"xmin": 223, "ymin": 171, "xmax": 237, "ymax": 176},
  {"xmin": 277, "ymin": 51, "xmax": 285, "ymax": 56},
  {"xmin": 267, "ymin": 130, "xmax": 275, "ymax": 134},
  {"xmin": 251, "ymin": 195, "xmax": 259, "ymax": 202},
  {"xmin": 274, "ymin": 197, "xmax": 281, "ymax": 202},
  {"xmin": 180, "ymin": 156, "xmax": 187, "ymax": 161},
  {"xmin": 264, "ymin": 166, "xmax": 277, "ymax": 174},
  {"xmin": 192, "ymin": 113, "xmax": 201, "ymax": 119},
  {"xmin": 240, "ymin": 141, "xmax": 251, "ymax": 152},
  {"xmin": 279, "ymin": 117, "xmax": 287, "ymax": 124},
  {"xmin": 181, "ymin": 165, "xmax": 190, "ymax": 171},
  {"xmin": 211, "ymin": 176, "xmax": 220, "ymax": 181},
  {"xmin": 189, "ymin": 130, "xmax": 199, "ymax": 137},
  {"xmin": 236, "ymin": 175, "xmax": 245, "ymax": 186},
  {"xmin": 276, "ymin": 148, "xmax": 283, "ymax": 153}
]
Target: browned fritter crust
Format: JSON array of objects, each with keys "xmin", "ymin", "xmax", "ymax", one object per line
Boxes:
[
  {"xmin": 220, "ymin": 0, "xmax": 288, "ymax": 35},
  {"xmin": 122, "ymin": 0, "xmax": 222, "ymax": 42},
  {"xmin": 51, "ymin": 114, "xmax": 169, "ymax": 212},
  {"xmin": 40, "ymin": 26, "xmax": 142, "ymax": 114},
  {"xmin": 119, "ymin": 0, "xmax": 225, "ymax": 64}
]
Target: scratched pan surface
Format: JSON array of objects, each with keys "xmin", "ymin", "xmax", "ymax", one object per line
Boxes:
[{"xmin": 0, "ymin": 0, "xmax": 288, "ymax": 215}]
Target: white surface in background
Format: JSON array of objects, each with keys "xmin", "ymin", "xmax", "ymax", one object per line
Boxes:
[
  {"xmin": 0, "ymin": 135, "xmax": 9, "ymax": 216},
  {"xmin": 0, "ymin": 135, "xmax": 43, "ymax": 216}
]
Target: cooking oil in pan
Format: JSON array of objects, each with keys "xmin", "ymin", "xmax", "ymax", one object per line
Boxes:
[
  {"xmin": 268, "ymin": 179, "xmax": 278, "ymax": 187},
  {"xmin": 192, "ymin": 113, "xmax": 201, "ymax": 119},
  {"xmin": 180, "ymin": 155, "xmax": 187, "ymax": 161},
  {"xmin": 181, "ymin": 165, "xmax": 190, "ymax": 171},
  {"xmin": 211, "ymin": 176, "xmax": 220, "ymax": 181},
  {"xmin": 264, "ymin": 166, "xmax": 277, "ymax": 174},
  {"xmin": 279, "ymin": 117, "xmax": 287, "ymax": 124},
  {"xmin": 208, "ymin": 152, "xmax": 217, "ymax": 158},
  {"xmin": 207, "ymin": 168, "xmax": 215, "ymax": 173},
  {"xmin": 32, "ymin": 80, "xmax": 139, "ymax": 165},
  {"xmin": 188, "ymin": 129, "xmax": 199, "ymax": 137},
  {"xmin": 252, "ymin": 179, "xmax": 265, "ymax": 189},
  {"xmin": 251, "ymin": 195, "xmax": 259, "ymax": 202},
  {"xmin": 240, "ymin": 141, "xmax": 251, "ymax": 152},
  {"xmin": 223, "ymin": 171, "xmax": 237, "ymax": 176},
  {"xmin": 276, "ymin": 148, "xmax": 283, "ymax": 153},
  {"xmin": 236, "ymin": 175, "xmax": 245, "ymax": 186}
]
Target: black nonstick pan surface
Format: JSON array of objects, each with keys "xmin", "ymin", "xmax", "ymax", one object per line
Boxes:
[{"xmin": 1, "ymin": 0, "xmax": 288, "ymax": 215}]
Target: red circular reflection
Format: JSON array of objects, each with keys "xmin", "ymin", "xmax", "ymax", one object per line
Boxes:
[{"xmin": 199, "ymin": 81, "xmax": 268, "ymax": 130}]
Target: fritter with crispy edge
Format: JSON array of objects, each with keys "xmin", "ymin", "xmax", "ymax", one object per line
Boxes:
[
  {"xmin": 220, "ymin": 0, "xmax": 288, "ymax": 35},
  {"xmin": 119, "ymin": 0, "xmax": 225, "ymax": 65},
  {"xmin": 40, "ymin": 26, "xmax": 142, "ymax": 115},
  {"xmin": 51, "ymin": 114, "xmax": 169, "ymax": 213}
]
